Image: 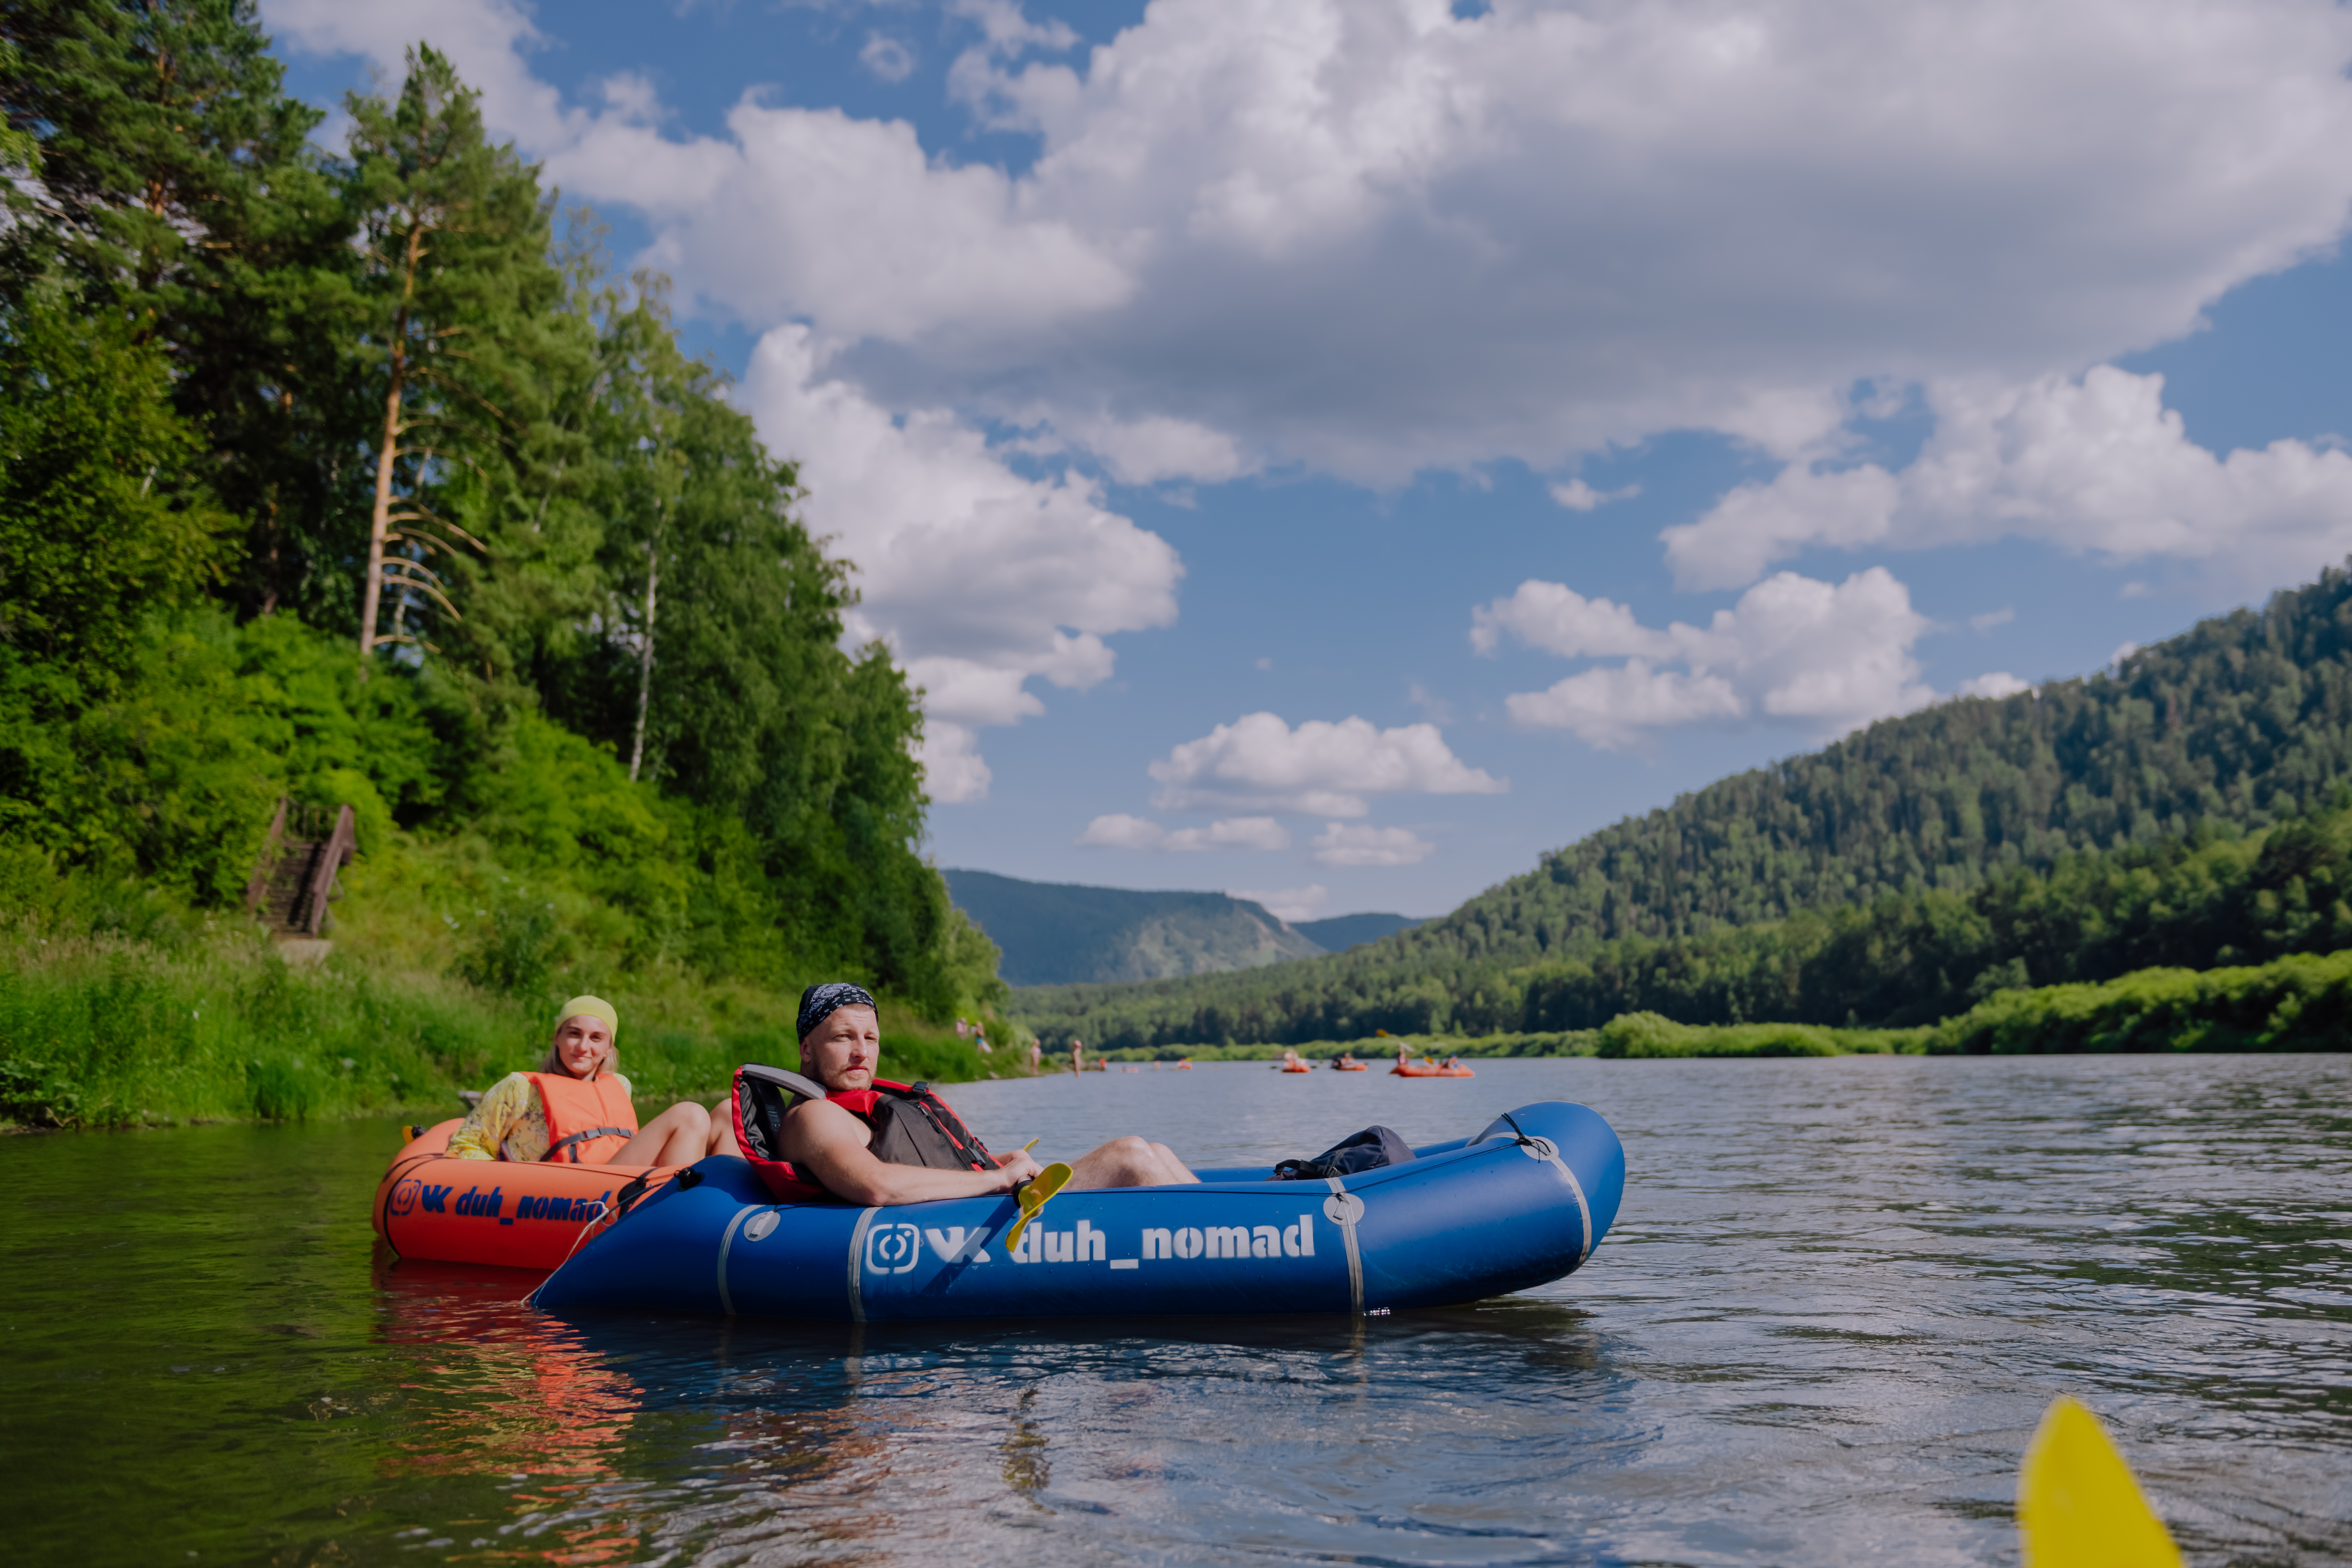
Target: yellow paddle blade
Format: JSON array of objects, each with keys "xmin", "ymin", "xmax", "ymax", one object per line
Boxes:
[
  {"xmin": 1002, "ymin": 1161, "xmax": 1073, "ymax": 1255},
  {"xmin": 2019, "ymin": 1397, "xmax": 2183, "ymax": 1568}
]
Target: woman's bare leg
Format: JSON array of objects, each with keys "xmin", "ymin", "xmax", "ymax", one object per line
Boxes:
[
  {"xmin": 705, "ymin": 1110, "xmax": 739, "ymax": 1160},
  {"xmin": 1063, "ymin": 1135, "xmax": 1198, "ymax": 1189},
  {"xmin": 610, "ymin": 1101, "xmax": 711, "ymax": 1167}
]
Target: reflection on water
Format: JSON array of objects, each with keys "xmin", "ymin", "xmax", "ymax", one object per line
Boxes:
[{"xmin": 3, "ymin": 1056, "xmax": 2348, "ymax": 1566}]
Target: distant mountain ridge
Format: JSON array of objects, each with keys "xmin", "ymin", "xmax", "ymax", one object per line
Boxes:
[
  {"xmin": 1293, "ymin": 912, "xmax": 1422, "ymax": 950},
  {"xmin": 944, "ymin": 871, "xmax": 1323, "ymax": 986},
  {"xmin": 1005, "ymin": 564, "xmax": 2352, "ymax": 1047}
]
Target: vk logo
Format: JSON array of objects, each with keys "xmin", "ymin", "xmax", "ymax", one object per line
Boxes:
[
  {"xmin": 925, "ymin": 1225, "xmax": 993, "ymax": 1263},
  {"xmin": 866, "ymin": 1222, "xmax": 922, "ymax": 1275}
]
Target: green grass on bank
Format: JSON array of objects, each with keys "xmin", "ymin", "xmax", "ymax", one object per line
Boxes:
[
  {"xmin": 0, "ymin": 926, "xmax": 1021, "ymax": 1132},
  {"xmin": 1594, "ymin": 1014, "xmax": 1924, "ymax": 1057},
  {"xmin": 1071, "ymin": 945, "xmax": 2352, "ymax": 1063}
]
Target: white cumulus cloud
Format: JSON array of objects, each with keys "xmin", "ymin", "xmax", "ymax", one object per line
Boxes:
[
  {"xmin": 1491, "ymin": 567, "xmax": 1937, "ymax": 750},
  {"xmin": 1959, "ymin": 672, "xmax": 2032, "ymax": 700},
  {"xmin": 1311, "ymin": 824, "xmax": 1435, "ymax": 867},
  {"xmin": 1550, "ymin": 479, "xmax": 1641, "ymax": 512},
  {"xmin": 913, "ymin": 723, "xmax": 994, "ymax": 805},
  {"xmin": 1076, "ymin": 814, "xmax": 1291, "ymax": 851},
  {"xmin": 1663, "ymin": 368, "xmax": 2352, "ymax": 594},
  {"xmin": 740, "ymin": 327, "xmax": 1183, "ymax": 796},
  {"xmin": 266, "ymin": 0, "xmax": 2352, "ymax": 486},
  {"xmin": 1147, "ymin": 712, "xmax": 1506, "ymax": 816},
  {"xmin": 1471, "ymin": 581, "xmax": 1676, "ymax": 659}
]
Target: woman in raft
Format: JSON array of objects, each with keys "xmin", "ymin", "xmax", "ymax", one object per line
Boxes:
[{"xmin": 448, "ymin": 996, "xmax": 738, "ymax": 1167}]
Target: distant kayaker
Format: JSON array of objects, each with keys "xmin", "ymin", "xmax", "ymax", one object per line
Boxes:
[
  {"xmin": 776, "ymin": 984, "xmax": 1196, "ymax": 1204},
  {"xmin": 447, "ymin": 997, "xmax": 738, "ymax": 1167}
]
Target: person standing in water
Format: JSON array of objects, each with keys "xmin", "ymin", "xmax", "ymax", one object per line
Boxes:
[{"xmin": 448, "ymin": 997, "xmax": 737, "ymax": 1167}]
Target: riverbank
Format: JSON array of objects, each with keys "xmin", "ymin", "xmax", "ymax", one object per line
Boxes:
[
  {"xmin": 1068, "ymin": 947, "xmax": 2352, "ymax": 1063},
  {"xmin": 1092, "ymin": 1031, "xmax": 1600, "ymax": 1063},
  {"xmin": 0, "ymin": 928, "xmax": 1019, "ymax": 1131}
]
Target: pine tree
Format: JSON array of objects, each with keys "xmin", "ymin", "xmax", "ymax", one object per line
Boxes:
[
  {"xmin": 0, "ymin": 0, "xmax": 361, "ymax": 621},
  {"xmin": 343, "ymin": 45, "xmax": 559, "ymax": 666}
]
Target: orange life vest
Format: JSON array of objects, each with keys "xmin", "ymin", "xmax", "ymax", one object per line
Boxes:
[{"xmin": 524, "ymin": 1071, "xmax": 638, "ymax": 1164}]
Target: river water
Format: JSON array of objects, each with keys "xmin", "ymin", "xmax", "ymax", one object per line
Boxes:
[{"xmin": 4, "ymin": 1055, "xmax": 2347, "ymax": 1567}]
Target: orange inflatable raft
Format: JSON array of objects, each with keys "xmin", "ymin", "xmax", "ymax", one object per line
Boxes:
[
  {"xmin": 1391, "ymin": 1058, "xmax": 1476, "ymax": 1078},
  {"xmin": 372, "ymin": 1119, "xmax": 690, "ymax": 1271}
]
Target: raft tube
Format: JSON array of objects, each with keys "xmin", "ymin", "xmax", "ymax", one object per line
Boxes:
[
  {"xmin": 532, "ymin": 1098, "xmax": 1622, "ymax": 1321},
  {"xmin": 373, "ymin": 1120, "xmax": 690, "ymax": 1271}
]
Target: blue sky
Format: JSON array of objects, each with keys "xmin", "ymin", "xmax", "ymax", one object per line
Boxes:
[{"xmin": 265, "ymin": 0, "xmax": 2352, "ymax": 922}]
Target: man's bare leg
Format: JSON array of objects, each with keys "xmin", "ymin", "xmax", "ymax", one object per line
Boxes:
[{"xmin": 1063, "ymin": 1135, "xmax": 1199, "ymax": 1189}]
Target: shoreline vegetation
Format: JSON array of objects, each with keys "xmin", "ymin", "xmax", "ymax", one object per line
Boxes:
[
  {"xmin": 0, "ymin": 919, "xmax": 1021, "ymax": 1133},
  {"xmin": 1077, "ymin": 944, "xmax": 2352, "ymax": 1063}
]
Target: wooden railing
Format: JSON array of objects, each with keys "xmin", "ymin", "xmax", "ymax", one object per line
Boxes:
[{"xmin": 245, "ymin": 798, "xmax": 359, "ymax": 937}]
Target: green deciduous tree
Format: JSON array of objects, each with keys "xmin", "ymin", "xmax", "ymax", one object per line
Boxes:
[{"xmin": 0, "ymin": 289, "xmax": 227, "ymax": 689}]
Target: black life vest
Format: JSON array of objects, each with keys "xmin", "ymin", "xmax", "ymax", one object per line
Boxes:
[{"xmin": 731, "ymin": 1063, "xmax": 999, "ymax": 1204}]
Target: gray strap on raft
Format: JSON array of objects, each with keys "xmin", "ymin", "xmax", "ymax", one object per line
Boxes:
[
  {"xmin": 738, "ymin": 1063, "xmax": 830, "ymax": 1102},
  {"xmin": 542, "ymin": 1126, "xmax": 633, "ymax": 1162}
]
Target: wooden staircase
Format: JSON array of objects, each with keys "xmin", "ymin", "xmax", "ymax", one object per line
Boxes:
[{"xmin": 244, "ymin": 799, "xmax": 358, "ymax": 938}]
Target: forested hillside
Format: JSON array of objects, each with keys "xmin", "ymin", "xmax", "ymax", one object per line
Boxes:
[
  {"xmin": 0, "ymin": 9, "xmax": 1001, "ymax": 1037},
  {"xmin": 943, "ymin": 871, "xmax": 1318, "ymax": 985},
  {"xmin": 1014, "ymin": 568, "xmax": 2352, "ymax": 1048}
]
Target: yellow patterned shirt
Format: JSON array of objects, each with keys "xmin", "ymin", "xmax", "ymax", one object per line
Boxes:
[{"xmin": 447, "ymin": 1071, "xmax": 635, "ymax": 1162}]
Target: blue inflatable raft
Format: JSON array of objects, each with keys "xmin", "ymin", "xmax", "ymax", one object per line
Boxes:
[{"xmin": 532, "ymin": 1099, "xmax": 1623, "ymax": 1321}]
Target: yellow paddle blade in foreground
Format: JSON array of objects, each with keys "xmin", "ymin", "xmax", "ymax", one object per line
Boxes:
[
  {"xmin": 2019, "ymin": 1396, "xmax": 2184, "ymax": 1568},
  {"xmin": 1002, "ymin": 1162, "xmax": 1073, "ymax": 1255}
]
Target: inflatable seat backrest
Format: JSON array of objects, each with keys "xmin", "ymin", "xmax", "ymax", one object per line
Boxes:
[
  {"xmin": 733, "ymin": 1063, "xmax": 826, "ymax": 1160},
  {"xmin": 731, "ymin": 1063, "xmax": 842, "ymax": 1204}
]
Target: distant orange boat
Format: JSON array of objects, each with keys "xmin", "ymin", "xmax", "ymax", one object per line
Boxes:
[
  {"xmin": 1331, "ymin": 1056, "xmax": 1368, "ymax": 1072},
  {"xmin": 1390, "ymin": 1054, "xmax": 1475, "ymax": 1078}
]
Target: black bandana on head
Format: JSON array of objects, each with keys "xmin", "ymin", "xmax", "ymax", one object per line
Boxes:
[{"xmin": 797, "ymin": 982, "xmax": 877, "ymax": 1043}]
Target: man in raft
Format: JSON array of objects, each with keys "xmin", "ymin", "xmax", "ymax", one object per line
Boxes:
[
  {"xmin": 764, "ymin": 982, "xmax": 1197, "ymax": 1205},
  {"xmin": 448, "ymin": 996, "xmax": 738, "ymax": 1167}
]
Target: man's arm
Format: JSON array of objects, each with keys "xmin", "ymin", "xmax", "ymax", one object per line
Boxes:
[{"xmin": 784, "ymin": 1099, "xmax": 1041, "ymax": 1205}]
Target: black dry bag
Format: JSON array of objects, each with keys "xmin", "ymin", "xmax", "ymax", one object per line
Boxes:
[{"xmin": 1272, "ymin": 1124, "xmax": 1416, "ymax": 1181}]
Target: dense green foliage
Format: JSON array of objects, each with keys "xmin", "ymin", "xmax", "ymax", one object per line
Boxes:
[
  {"xmin": 1924, "ymin": 948, "xmax": 2352, "ymax": 1055},
  {"xmin": 1594, "ymin": 946, "xmax": 2352, "ymax": 1058},
  {"xmin": 1012, "ymin": 569, "xmax": 2352, "ymax": 1050},
  {"xmin": 0, "ymin": 3, "xmax": 1008, "ymax": 1121},
  {"xmin": 1593, "ymin": 1014, "xmax": 1918, "ymax": 1058}
]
